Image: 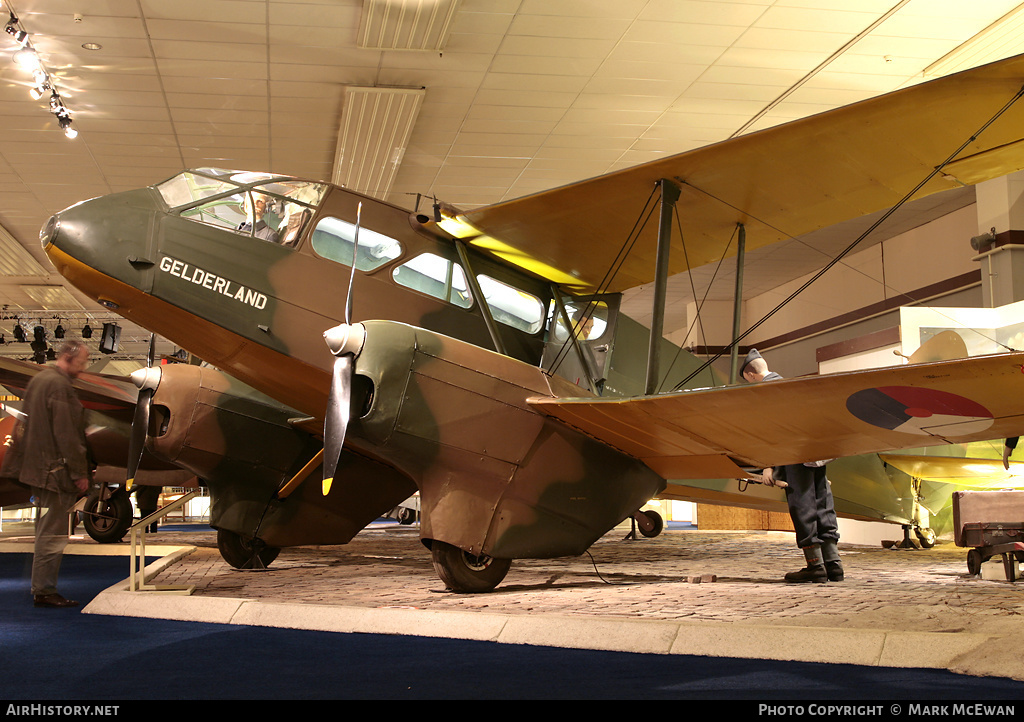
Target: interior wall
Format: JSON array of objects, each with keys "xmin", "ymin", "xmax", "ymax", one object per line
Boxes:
[
  {"xmin": 763, "ymin": 286, "xmax": 982, "ymax": 378},
  {"xmin": 740, "ymin": 205, "xmax": 982, "ymax": 377}
]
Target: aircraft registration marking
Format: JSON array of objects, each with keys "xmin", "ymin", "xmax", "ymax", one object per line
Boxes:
[{"xmin": 159, "ymin": 255, "xmax": 268, "ymax": 310}]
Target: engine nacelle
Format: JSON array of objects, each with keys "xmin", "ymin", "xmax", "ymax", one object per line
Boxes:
[
  {"xmin": 146, "ymin": 364, "xmax": 319, "ymax": 533},
  {"xmin": 145, "ymin": 363, "xmax": 414, "ymax": 547}
]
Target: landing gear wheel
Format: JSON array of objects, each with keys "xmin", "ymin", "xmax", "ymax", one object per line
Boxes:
[
  {"xmin": 217, "ymin": 529, "xmax": 281, "ymax": 569},
  {"xmin": 82, "ymin": 488, "xmax": 132, "ymax": 543},
  {"xmin": 637, "ymin": 510, "xmax": 664, "ymax": 538},
  {"xmin": 967, "ymin": 548, "xmax": 983, "ymax": 576},
  {"xmin": 915, "ymin": 526, "xmax": 936, "ymax": 549},
  {"xmin": 431, "ymin": 541, "xmax": 511, "ymax": 593},
  {"xmin": 397, "ymin": 507, "xmax": 417, "ymax": 525}
]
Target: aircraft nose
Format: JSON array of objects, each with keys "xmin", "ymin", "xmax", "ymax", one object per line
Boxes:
[
  {"xmin": 39, "ymin": 213, "xmax": 59, "ymax": 250},
  {"xmin": 40, "ymin": 187, "xmax": 162, "ymax": 290}
]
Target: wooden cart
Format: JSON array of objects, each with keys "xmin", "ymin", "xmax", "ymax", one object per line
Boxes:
[{"xmin": 953, "ymin": 491, "xmax": 1024, "ymax": 581}]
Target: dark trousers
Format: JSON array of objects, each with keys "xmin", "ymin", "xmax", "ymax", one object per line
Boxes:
[
  {"xmin": 31, "ymin": 486, "xmax": 77, "ymax": 596},
  {"xmin": 781, "ymin": 464, "xmax": 839, "ymax": 548}
]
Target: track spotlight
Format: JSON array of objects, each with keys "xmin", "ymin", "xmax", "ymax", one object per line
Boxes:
[
  {"xmin": 13, "ymin": 46, "xmax": 40, "ymax": 72},
  {"xmin": 29, "ymin": 78, "xmax": 49, "ymax": 100},
  {"xmin": 81, "ymin": 323, "xmax": 92, "ymax": 338},
  {"xmin": 99, "ymin": 322, "xmax": 120, "ymax": 354},
  {"xmin": 54, "ymin": 323, "xmax": 64, "ymax": 339},
  {"xmin": 57, "ymin": 113, "xmax": 77, "ymax": 139},
  {"xmin": 5, "ymin": 11, "xmax": 76, "ymax": 139},
  {"xmin": 13, "ymin": 324, "xmax": 25, "ymax": 343}
]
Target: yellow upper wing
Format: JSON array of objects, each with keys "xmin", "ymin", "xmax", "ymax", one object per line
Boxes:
[
  {"xmin": 457, "ymin": 54, "xmax": 1024, "ymax": 294},
  {"xmin": 529, "ymin": 352, "xmax": 1024, "ymax": 479}
]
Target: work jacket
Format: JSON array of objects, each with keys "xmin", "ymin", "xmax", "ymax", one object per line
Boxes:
[{"xmin": 0, "ymin": 367, "xmax": 89, "ymax": 493}]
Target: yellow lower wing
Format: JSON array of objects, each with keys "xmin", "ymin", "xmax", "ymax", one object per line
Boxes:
[{"xmin": 880, "ymin": 454, "xmax": 1024, "ymax": 489}]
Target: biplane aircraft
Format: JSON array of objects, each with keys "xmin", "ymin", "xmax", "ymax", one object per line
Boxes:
[{"xmin": 37, "ymin": 53, "xmax": 1024, "ymax": 592}]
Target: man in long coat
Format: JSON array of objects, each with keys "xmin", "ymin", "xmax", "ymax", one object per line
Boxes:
[{"xmin": 2, "ymin": 339, "xmax": 92, "ymax": 607}]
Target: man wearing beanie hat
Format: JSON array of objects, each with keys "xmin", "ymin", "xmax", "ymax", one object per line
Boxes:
[{"xmin": 741, "ymin": 349, "xmax": 843, "ymax": 583}]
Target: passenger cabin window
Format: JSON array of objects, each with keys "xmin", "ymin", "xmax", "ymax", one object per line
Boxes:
[
  {"xmin": 311, "ymin": 217, "xmax": 403, "ymax": 271},
  {"xmin": 477, "ymin": 275, "xmax": 544, "ymax": 334},
  {"xmin": 393, "ymin": 253, "xmax": 472, "ymax": 309}
]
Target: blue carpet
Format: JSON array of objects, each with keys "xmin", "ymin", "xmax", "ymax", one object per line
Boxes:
[{"xmin": 2, "ymin": 552, "xmax": 1023, "ymax": 702}]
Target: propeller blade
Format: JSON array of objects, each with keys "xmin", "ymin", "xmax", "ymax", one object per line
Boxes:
[
  {"xmin": 322, "ymin": 353, "xmax": 352, "ymax": 495},
  {"xmin": 125, "ymin": 387, "xmax": 152, "ymax": 490},
  {"xmin": 344, "ymin": 202, "xmax": 362, "ymax": 326},
  {"xmin": 127, "ymin": 339, "xmax": 160, "ymax": 491},
  {"xmin": 321, "ymin": 323, "xmax": 366, "ymax": 495}
]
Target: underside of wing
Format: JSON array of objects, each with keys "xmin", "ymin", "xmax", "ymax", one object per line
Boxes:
[
  {"xmin": 529, "ymin": 352, "xmax": 1024, "ymax": 478},
  {"xmin": 455, "ymin": 54, "xmax": 1024, "ymax": 294},
  {"xmin": 880, "ymin": 453, "xmax": 1024, "ymax": 489}
]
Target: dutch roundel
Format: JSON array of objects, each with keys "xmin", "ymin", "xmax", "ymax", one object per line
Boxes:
[{"xmin": 846, "ymin": 386, "xmax": 994, "ymax": 437}]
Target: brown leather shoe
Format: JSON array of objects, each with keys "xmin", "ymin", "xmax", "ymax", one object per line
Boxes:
[{"xmin": 33, "ymin": 593, "xmax": 79, "ymax": 608}]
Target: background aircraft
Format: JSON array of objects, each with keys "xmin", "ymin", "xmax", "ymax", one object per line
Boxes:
[
  {"xmin": 0, "ymin": 356, "xmax": 194, "ymax": 541},
  {"xmin": 36, "ymin": 53, "xmax": 1024, "ymax": 592}
]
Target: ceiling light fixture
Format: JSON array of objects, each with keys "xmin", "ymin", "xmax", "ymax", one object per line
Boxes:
[
  {"xmin": 357, "ymin": 0, "xmax": 462, "ymax": 51},
  {"xmin": 332, "ymin": 86, "xmax": 425, "ymax": 200},
  {"xmin": 3, "ymin": 5, "xmax": 79, "ymax": 139}
]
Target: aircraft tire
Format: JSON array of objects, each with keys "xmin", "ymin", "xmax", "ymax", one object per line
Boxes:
[
  {"xmin": 915, "ymin": 526, "xmax": 935, "ymax": 549},
  {"xmin": 217, "ymin": 529, "xmax": 281, "ymax": 569},
  {"xmin": 83, "ymin": 488, "xmax": 132, "ymax": 543},
  {"xmin": 431, "ymin": 541, "xmax": 511, "ymax": 593},
  {"xmin": 637, "ymin": 509, "xmax": 664, "ymax": 538}
]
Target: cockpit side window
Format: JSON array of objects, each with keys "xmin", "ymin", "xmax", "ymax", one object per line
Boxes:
[
  {"xmin": 179, "ymin": 191, "xmax": 247, "ymax": 231},
  {"xmin": 258, "ymin": 182, "xmax": 326, "ymax": 248},
  {"xmin": 311, "ymin": 216, "xmax": 403, "ymax": 271},
  {"xmin": 158, "ymin": 170, "xmax": 327, "ymax": 248},
  {"xmin": 157, "ymin": 173, "xmax": 238, "ymax": 209}
]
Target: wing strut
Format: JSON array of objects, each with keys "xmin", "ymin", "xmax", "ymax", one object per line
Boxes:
[
  {"xmin": 455, "ymin": 239, "xmax": 507, "ymax": 356},
  {"xmin": 645, "ymin": 179, "xmax": 681, "ymax": 395},
  {"xmin": 728, "ymin": 223, "xmax": 746, "ymax": 384},
  {"xmin": 549, "ymin": 286, "xmax": 600, "ymax": 393}
]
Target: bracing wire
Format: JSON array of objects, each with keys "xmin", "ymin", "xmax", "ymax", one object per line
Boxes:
[
  {"xmin": 544, "ymin": 184, "xmax": 661, "ymax": 379},
  {"xmin": 672, "ymin": 82, "xmax": 1024, "ymax": 392},
  {"xmin": 656, "ymin": 220, "xmax": 740, "ymax": 394}
]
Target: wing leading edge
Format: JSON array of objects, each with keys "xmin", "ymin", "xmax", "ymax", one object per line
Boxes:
[
  {"xmin": 456, "ymin": 54, "xmax": 1024, "ymax": 294},
  {"xmin": 528, "ymin": 353, "xmax": 1024, "ymax": 479}
]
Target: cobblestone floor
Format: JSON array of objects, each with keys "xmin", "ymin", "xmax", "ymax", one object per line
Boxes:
[{"xmin": 144, "ymin": 525, "xmax": 1024, "ymax": 636}]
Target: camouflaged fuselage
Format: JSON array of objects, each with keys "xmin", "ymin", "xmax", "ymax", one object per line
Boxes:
[{"xmin": 44, "ymin": 171, "xmax": 664, "ymax": 558}]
